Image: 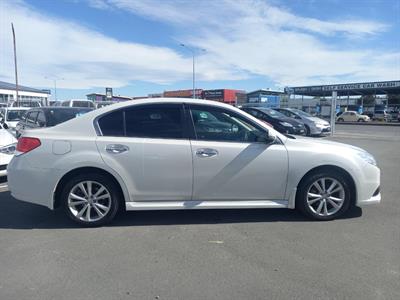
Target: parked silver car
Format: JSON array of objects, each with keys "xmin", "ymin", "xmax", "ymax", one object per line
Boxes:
[{"xmin": 274, "ymin": 108, "xmax": 331, "ymax": 136}]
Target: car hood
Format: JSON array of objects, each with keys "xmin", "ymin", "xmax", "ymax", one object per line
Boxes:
[
  {"xmin": 0, "ymin": 129, "xmax": 17, "ymax": 147},
  {"xmin": 287, "ymin": 135, "xmax": 366, "ymax": 153},
  {"xmin": 274, "ymin": 116, "xmax": 303, "ymax": 126},
  {"xmin": 304, "ymin": 116, "xmax": 329, "ymax": 125}
]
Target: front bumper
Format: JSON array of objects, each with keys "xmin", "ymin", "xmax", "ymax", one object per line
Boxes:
[{"xmin": 311, "ymin": 125, "xmax": 331, "ymax": 135}]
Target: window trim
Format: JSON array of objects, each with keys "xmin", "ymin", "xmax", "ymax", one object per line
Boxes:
[
  {"xmin": 95, "ymin": 103, "xmax": 190, "ymax": 140},
  {"xmin": 187, "ymin": 104, "xmax": 269, "ymax": 144}
]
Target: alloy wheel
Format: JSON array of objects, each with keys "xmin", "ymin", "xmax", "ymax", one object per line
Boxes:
[
  {"xmin": 306, "ymin": 177, "xmax": 345, "ymax": 217},
  {"xmin": 68, "ymin": 181, "xmax": 112, "ymax": 222}
]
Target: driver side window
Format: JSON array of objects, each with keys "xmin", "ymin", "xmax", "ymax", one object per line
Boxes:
[{"xmin": 190, "ymin": 106, "xmax": 266, "ymax": 143}]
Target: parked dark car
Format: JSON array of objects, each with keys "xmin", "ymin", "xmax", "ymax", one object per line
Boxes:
[
  {"xmin": 241, "ymin": 107, "xmax": 306, "ymax": 135},
  {"xmin": 15, "ymin": 107, "xmax": 93, "ymax": 138}
]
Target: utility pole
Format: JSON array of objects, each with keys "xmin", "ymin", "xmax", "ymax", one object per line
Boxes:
[
  {"xmin": 11, "ymin": 23, "xmax": 19, "ymax": 107},
  {"xmin": 180, "ymin": 44, "xmax": 205, "ymax": 99}
]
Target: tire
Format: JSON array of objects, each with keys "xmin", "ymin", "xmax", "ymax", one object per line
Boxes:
[
  {"xmin": 305, "ymin": 125, "xmax": 311, "ymax": 136},
  {"xmin": 61, "ymin": 173, "xmax": 120, "ymax": 226},
  {"xmin": 296, "ymin": 170, "xmax": 352, "ymax": 221},
  {"xmin": 337, "ymin": 118, "xmax": 344, "ymax": 122},
  {"xmin": 357, "ymin": 119, "xmax": 363, "ymax": 122}
]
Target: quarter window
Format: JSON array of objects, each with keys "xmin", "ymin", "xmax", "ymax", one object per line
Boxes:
[{"xmin": 98, "ymin": 110, "xmax": 124, "ymax": 136}]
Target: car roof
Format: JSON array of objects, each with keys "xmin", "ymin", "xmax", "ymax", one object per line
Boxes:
[
  {"xmin": 4, "ymin": 107, "xmax": 30, "ymax": 110},
  {"xmin": 35, "ymin": 98, "xmax": 285, "ymax": 139}
]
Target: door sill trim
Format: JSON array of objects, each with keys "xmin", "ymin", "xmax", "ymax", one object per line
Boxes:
[{"xmin": 125, "ymin": 200, "xmax": 288, "ymax": 210}]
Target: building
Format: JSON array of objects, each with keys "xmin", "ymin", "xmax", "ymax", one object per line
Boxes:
[
  {"xmin": 86, "ymin": 93, "xmax": 132, "ymax": 102},
  {"xmin": 246, "ymin": 89, "xmax": 287, "ymax": 107},
  {"xmin": 163, "ymin": 89, "xmax": 203, "ymax": 98},
  {"xmin": 285, "ymin": 80, "xmax": 400, "ymax": 115},
  {"xmin": 202, "ymin": 89, "xmax": 246, "ymax": 105},
  {"xmin": 0, "ymin": 81, "xmax": 50, "ymax": 105}
]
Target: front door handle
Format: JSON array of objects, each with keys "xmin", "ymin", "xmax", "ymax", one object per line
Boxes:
[
  {"xmin": 106, "ymin": 144, "xmax": 129, "ymax": 154},
  {"xmin": 196, "ymin": 148, "xmax": 218, "ymax": 157}
]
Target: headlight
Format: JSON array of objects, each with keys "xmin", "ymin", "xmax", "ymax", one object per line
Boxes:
[
  {"xmin": 0, "ymin": 143, "xmax": 17, "ymax": 155},
  {"xmin": 315, "ymin": 123, "xmax": 327, "ymax": 128},
  {"xmin": 280, "ymin": 122, "xmax": 293, "ymax": 127},
  {"xmin": 356, "ymin": 151, "xmax": 377, "ymax": 166}
]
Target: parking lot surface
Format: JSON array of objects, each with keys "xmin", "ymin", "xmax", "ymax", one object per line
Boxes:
[{"xmin": 0, "ymin": 125, "xmax": 399, "ymax": 300}]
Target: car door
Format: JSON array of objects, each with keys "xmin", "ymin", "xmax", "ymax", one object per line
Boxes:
[
  {"xmin": 96, "ymin": 103, "xmax": 193, "ymax": 201},
  {"xmin": 189, "ymin": 104, "xmax": 288, "ymax": 201}
]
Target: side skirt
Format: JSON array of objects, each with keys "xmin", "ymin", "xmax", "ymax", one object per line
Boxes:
[{"xmin": 125, "ymin": 200, "xmax": 289, "ymax": 211}]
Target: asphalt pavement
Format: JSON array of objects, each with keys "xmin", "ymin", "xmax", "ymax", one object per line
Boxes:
[{"xmin": 0, "ymin": 125, "xmax": 399, "ymax": 300}]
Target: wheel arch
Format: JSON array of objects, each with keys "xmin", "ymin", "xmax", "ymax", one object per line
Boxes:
[
  {"xmin": 294, "ymin": 164, "xmax": 357, "ymax": 208},
  {"xmin": 53, "ymin": 166, "xmax": 128, "ymax": 211}
]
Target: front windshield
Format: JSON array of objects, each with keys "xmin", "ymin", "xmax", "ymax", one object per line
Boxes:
[
  {"xmin": 7, "ymin": 110, "xmax": 26, "ymax": 121},
  {"xmin": 290, "ymin": 109, "xmax": 312, "ymax": 118}
]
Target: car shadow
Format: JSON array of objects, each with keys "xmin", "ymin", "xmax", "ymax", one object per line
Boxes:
[{"xmin": 0, "ymin": 191, "xmax": 362, "ymax": 229}]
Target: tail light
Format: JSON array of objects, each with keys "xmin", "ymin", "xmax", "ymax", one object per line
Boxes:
[{"xmin": 16, "ymin": 137, "xmax": 41, "ymax": 153}]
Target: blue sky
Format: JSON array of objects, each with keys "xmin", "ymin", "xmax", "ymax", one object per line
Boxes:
[{"xmin": 0, "ymin": 0, "xmax": 399, "ymax": 100}]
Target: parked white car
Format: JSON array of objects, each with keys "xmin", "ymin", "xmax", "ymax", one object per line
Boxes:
[
  {"xmin": 56, "ymin": 99, "xmax": 95, "ymax": 108},
  {"xmin": 0, "ymin": 123, "xmax": 17, "ymax": 177},
  {"xmin": 337, "ymin": 111, "xmax": 370, "ymax": 122},
  {"xmin": 8, "ymin": 98, "xmax": 380, "ymax": 226},
  {"xmin": 0, "ymin": 107, "xmax": 30, "ymax": 130}
]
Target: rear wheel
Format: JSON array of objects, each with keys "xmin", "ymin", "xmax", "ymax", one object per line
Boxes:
[
  {"xmin": 296, "ymin": 171, "xmax": 351, "ymax": 220},
  {"xmin": 61, "ymin": 173, "xmax": 120, "ymax": 226}
]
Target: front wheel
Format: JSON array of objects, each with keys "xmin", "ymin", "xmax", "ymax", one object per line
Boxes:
[
  {"xmin": 296, "ymin": 171, "xmax": 351, "ymax": 220},
  {"xmin": 337, "ymin": 118, "xmax": 344, "ymax": 122},
  {"xmin": 61, "ymin": 173, "xmax": 120, "ymax": 226}
]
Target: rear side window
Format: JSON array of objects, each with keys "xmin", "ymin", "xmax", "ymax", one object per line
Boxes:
[
  {"xmin": 36, "ymin": 111, "xmax": 46, "ymax": 127},
  {"xmin": 73, "ymin": 101, "xmax": 91, "ymax": 108},
  {"xmin": 26, "ymin": 111, "xmax": 39, "ymax": 124},
  {"xmin": 125, "ymin": 105, "xmax": 183, "ymax": 139},
  {"xmin": 61, "ymin": 101, "xmax": 69, "ymax": 107},
  {"xmin": 97, "ymin": 104, "xmax": 184, "ymax": 139},
  {"xmin": 98, "ymin": 110, "xmax": 124, "ymax": 136}
]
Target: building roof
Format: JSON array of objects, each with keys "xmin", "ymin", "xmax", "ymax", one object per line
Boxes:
[
  {"xmin": 247, "ymin": 89, "xmax": 285, "ymax": 96},
  {"xmin": 0, "ymin": 81, "xmax": 50, "ymax": 94}
]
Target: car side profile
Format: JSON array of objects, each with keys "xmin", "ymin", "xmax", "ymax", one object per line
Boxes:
[
  {"xmin": 337, "ymin": 111, "xmax": 370, "ymax": 122},
  {"xmin": 8, "ymin": 98, "xmax": 381, "ymax": 226},
  {"xmin": 273, "ymin": 108, "xmax": 331, "ymax": 136},
  {"xmin": 241, "ymin": 107, "xmax": 306, "ymax": 135}
]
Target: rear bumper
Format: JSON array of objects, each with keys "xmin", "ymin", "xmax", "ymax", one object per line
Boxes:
[{"xmin": 7, "ymin": 156, "xmax": 61, "ymax": 209}]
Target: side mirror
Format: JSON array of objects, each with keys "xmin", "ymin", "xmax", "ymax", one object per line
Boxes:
[
  {"xmin": 2, "ymin": 122, "xmax": 9, "ymax": 130},
  {"xmin": 253, "ymin": 130, "xmax": 275, "ymax": 143}
]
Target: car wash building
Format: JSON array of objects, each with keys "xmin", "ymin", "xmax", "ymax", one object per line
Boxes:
[{"xmin": 285, "ymin": 80, "xmax": 400, "ymax": 116}]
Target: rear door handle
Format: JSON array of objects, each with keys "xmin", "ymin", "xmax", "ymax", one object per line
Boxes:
[
  {"xmin": 196, "ymin": 148, "xmax": 218, "ymax": 157},
  {"xmin": 106, "ymin": 144, "xmax": 129, "ymax": 154}
]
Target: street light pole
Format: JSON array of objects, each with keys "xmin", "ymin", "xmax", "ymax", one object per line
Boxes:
[
  {"xmin": 11, "ymin": 23, "xmax": 19, "ymax": 107},
  {"xmin": 45, "ymin": 77, "xmax": 64, "ymax": 104},
  {"xmin": 180, "ymin": 44, "xmax": 205, "ymax": 99}
]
